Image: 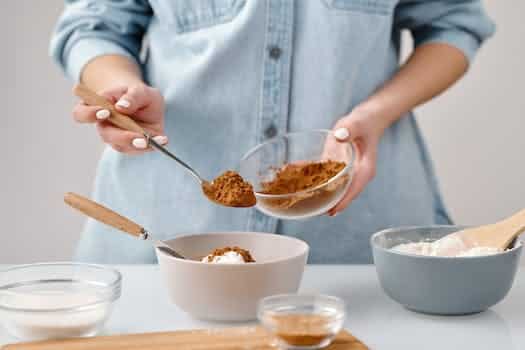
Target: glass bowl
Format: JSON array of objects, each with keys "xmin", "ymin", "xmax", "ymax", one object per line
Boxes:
[
  {"xmin": 240, "ymin": 130, "xmax": 354, "ymax": 219},
  {"xmin": 258, "ymin": 294, "xmax": 346, "ymax": 350},
  {"xmin": 0, "ymin": 262, "xmax": 121, "ymax": 341}
]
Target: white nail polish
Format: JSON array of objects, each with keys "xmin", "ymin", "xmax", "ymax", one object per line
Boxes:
[
  {"xmin": 152, "ymin": 135, "xmax": 168, "ymax": 145},
  {"xmin": 116, "ymin": 99, "xmax": 131, "ymax": 108},
  {"xmin": 95, "ymin": 109, "xmax": 110, "ymax": 120},
  {"xmin": 334, "ymin": 128, "xmax": 350, "ymax": 141},
  {"xmin": 132, "ymin": 138, "xmax": 148, "ymax": 149}
]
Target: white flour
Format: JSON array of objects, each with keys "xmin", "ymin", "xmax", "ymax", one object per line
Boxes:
[
  {"xmin": 392, "ymin": 235, "xmax": 504, "ymax": 257},
  {"xmin": 0, "ymin": 290, "xmax": 110, "ymax": 340}
]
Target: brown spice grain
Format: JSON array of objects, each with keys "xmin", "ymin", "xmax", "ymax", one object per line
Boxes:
[
  {"xmin": 268, "ymin": 314, "xmax": 334, "ymax": 347},
  {"xmin": 258, "ymin": 160, "xmax": 348, "ymax": 210},
  {"xmin": 260, "ymin": 161, "xmax": 346, "ymax": 195},
  {"xmin": 204, "ymin": 171, "xmax": 256, "ymax": 207}
]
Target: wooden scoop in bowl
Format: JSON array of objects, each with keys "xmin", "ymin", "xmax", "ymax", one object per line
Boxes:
[{"xmin": 433, "ymin": 208, "xmax": 525, "ymax": 256}]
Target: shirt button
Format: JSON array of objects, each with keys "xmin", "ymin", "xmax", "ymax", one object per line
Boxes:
[
  {"xmin": 268, "ymin": 46, "xmax": 282, "ymax": 60},
  {"xmin": 264, "ymin": 124, "xmax": 278, "ymax": 138}
]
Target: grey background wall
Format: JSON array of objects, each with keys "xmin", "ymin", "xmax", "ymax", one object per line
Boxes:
[{"xmin": 1, "ymin": 1, "xmax": 524, "ymax": 264}]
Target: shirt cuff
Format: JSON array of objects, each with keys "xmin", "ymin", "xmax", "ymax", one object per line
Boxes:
[
  {"xmin": 65, "ymin": 38, "xmax": 138, "ymax": 82},
  {"xmin": 414, "ymin": 28, "xmax": 482, "ymax": 63}
]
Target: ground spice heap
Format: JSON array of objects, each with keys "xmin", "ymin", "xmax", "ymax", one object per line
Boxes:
[
  {"xmin": 260, "ymin": 160, "xmax": 346, "ymax": 195},
  {"xmin": 270, "ymin": 314, "xmax": 334, "ymax": 347},
  {"xmin": 204, "ymin": 246, "xmax": 256, "ymax": 263},
  {"xmin": 258, "ymin": 160, "xmax": 347, "ymax": 210},
  {"xmin": 204, "ymin": 171, "xmax": 256, "ymax": 207}
]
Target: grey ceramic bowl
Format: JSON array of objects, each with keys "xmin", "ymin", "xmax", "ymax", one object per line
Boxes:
[{"xmin": 371, "ymin": 226, "xmax": 522, "ymax": 315}]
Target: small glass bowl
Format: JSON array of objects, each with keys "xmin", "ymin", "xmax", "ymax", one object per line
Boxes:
[
  {"xmin": 0, "ymin": 262, "xmax": 121, "ymax": 341},
  {"xmin": 240, "ymin": 130, "xmax": 354, "ymax": 220},
  {"xmin": 257, "ymin": 294, "xmax": 346, "ymax": 350}
]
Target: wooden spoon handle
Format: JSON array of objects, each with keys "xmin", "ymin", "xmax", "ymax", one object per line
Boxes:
[
  {"xmin": 501, "ymin": 208, "xmax": 525, "ymax": 237},
  {"xmin": 72, "ymin": 84, "xmax": 146, "ymax": 135},
  {"xmin": 64, "ymin": 192, "xmax": 144, "ymax": 238}
]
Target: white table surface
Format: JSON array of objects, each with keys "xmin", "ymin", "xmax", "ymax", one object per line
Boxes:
[{"xmin": 1, "ymin": 265, "xmax": 523, "ymax": 349}]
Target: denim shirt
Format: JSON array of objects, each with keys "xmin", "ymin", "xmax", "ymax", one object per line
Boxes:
[{"xmin": 50, "ymin": 0, "xmax": 494, "ymax": 264}]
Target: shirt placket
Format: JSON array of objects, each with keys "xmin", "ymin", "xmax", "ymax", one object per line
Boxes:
[{"xmin": 249, "ymin": 0, "xmax": 295, "ymax": 233}]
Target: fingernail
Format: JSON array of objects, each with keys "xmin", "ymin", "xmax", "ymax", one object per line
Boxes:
[
  {"xmin": 334, "ymin": 127, "xmax": 350, "ymax": 141},
  {"xmin": 95, "ymin": 109, "xmax": 110, "ymax": 120},
  {"xmin": 152, "ymin": 135, "xmax": 168, "ymax": 145},
  {"xmin": 116, "ymin": 99, "xmax": 131, "ymax": 108},
  {"xmin": 132, "ymin": 138, "xmax": 148, "ymax": 149}
]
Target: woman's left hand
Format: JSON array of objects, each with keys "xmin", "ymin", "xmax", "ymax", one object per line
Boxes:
[{"xmin": 327, "ymin": 104, "xmax": 387, "ymax": 216}]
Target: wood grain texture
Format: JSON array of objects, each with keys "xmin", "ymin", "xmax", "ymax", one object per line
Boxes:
[
  {"xmin": 2, "ymin": 327, "xmax": 368, "ymax": 350},
  {"xmin": 72, "ymin": 84, "xmax": 145, "ymax": 135},
  {"xmin": 64, "ymin": 192, "xmax": 144, "ymax": 237},
  {"xmin": 459, "ymin": 208, "xmax": 525, "ymax": 249}
]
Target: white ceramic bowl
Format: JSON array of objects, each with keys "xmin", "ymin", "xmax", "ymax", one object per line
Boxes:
[{"xmin": 155, "ymin": 232, "xmax": 309, "ymax": 321}]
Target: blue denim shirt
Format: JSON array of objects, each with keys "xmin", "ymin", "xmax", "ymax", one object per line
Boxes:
[{"xmin": 50, "ymin": 0, "xmax": 494, "ymax": 264}]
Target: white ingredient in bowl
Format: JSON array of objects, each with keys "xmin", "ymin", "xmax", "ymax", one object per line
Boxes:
[
  {"xmin": 392, "ymin": 236, "xmax": 504, "ymax": 257},
  {"xmin": 0, "ymin": 290, "xmax": 110, "ymax": 340},
  {"xmin": 201, "ymin": 251, "xmax": 246, "ymax": 264}
]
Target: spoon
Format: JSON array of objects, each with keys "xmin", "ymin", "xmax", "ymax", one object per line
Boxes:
[
  {"xmin": 433, "ymin": 208, "xmax": 525, "ymax": 256},
  {"xmin": 72, "ymin": 84, "xmax": 255, "ymax": 208},
  {"xmin": 64, "ymin": 192, "xmax": 186, "ymax": 259}
]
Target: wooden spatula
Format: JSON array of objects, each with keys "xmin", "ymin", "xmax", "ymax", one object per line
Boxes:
[{"xmin": 435, "ymin": 208, "xmax": 525, "ymax": 256}]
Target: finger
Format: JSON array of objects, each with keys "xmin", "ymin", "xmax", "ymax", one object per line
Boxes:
[
  {"xmin": 98, "ymin": 86, "xmax": 128, "ymax": 104},
  {"xmin": 333, "ymin": 116, "xmax": 366, "ymax": 143},
  {"xmin": 72, "ymin": 103, "xmax": 111, "ymax": 124},
  {"xmin": 114, "ymin": 85, "xmax": 151, "ymax": 114},
  {"xmin": 328, "ymin": 142, "xmax": 377, "ymax": 215},
  {"xmin": 334, "ymin": 127, "xmax": 350, "ymax": 142},
  {"xmin": 96, "ymin": 122, "xmax": 168, "ymax": 154}
]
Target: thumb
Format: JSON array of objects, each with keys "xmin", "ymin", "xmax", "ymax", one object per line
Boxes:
[{"xmin": 333, "ymin": 117, "xmax": 364, "ymax": 143}]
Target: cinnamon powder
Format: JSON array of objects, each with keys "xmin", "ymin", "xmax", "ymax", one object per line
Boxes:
[
  {"xmin": 204, "ymin": 171, "xmax": 256, "ymax": 208},
  {"xmin": 259, "ymin": 160, "xmax": 347, "ymax": 209},
  {"xmin": 268, "ymin": 314, "xmax": 334, "ymax": 347},
  {"xmin": 260, "ymin": 160, "xmax": 346, "ymax": 195}
]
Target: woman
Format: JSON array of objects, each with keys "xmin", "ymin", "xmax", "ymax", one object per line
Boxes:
[{"xmin": 50, "ymin": 0, "xmax": 494, "ymax": 264}]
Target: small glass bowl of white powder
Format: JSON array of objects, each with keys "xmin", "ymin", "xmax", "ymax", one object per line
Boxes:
[{"xmin": 0, "ymin": 263, "xmax": 121, "ymax": 341}]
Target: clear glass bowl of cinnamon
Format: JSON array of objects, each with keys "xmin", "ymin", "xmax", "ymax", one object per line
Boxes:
[
  {"xmin": 239, "ymin": 130, "xmax": 354, "ymax": 219},
  {"xmin": 258, "ymin": 294, "xmax": 346, "ymax": 350}
]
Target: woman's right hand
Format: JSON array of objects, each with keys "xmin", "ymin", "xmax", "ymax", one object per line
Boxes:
[{"xmin": 72, "ymin": 83, "xmax": 167, "ymax": 154}]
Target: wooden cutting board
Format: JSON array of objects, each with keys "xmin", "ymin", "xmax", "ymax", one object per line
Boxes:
[{"xmin": 2, "ymin": 326, "xmax": 368, "ymax": 350}]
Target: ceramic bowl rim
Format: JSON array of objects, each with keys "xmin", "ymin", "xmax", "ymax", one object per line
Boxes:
[
  {"xmin": 370, "ymin": 225, "xmax": 523, "ymax": 260},
  {"xmin": 158, "ymin": 231, "xmax": 310, "ymax": 267}
]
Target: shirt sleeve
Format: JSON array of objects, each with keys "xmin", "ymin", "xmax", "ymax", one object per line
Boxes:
[
  {"xmin": 394, "ymin": 0, "xmax": 495, "ymax": 62},
  {"xmin": 50, "ymin": 0, "xmax": 153, "ymax": 81}
]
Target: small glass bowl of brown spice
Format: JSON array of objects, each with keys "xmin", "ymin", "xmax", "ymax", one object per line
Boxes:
[
  {"xmin": 239, "ymin": 130, "xmax": 354, "ymax": 219},
  {"xmin": 258, "ymin": 294, "xmax": 346, "ymax": 350}
]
